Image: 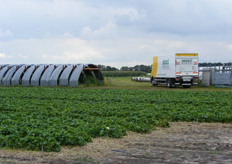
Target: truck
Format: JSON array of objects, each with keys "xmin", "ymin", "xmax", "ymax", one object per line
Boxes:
[{"xmin": 150, "ymin": 53, "xmax": 199, "ymax": 88}]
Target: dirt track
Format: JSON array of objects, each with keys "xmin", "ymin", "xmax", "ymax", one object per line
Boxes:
[{"xmin": 0, "ymin": 122, "xmax": 232, "ymax": 164}]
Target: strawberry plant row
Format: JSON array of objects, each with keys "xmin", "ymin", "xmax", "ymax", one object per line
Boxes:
[{"xmin": 0, "ymin": 87, "xmax": 231, "ymax": 151}]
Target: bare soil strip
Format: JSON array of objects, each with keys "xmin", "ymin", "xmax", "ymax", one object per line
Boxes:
[{"xmin": 0, "ymin": 122, "xmax": 232, "ymax": 164}]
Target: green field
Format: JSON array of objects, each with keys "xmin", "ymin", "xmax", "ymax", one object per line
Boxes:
[
  {"xmin": 105, "ymin": 77, "xmax": 232, "ymax": 91},
  {"xmin": 0, "ymin": 77, "xmax": 232, "ymax": 152}
]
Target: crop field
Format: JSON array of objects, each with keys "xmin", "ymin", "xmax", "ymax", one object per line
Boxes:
[{"xmin": 0, "ymin": 79, "xmax": 232, "ymax": 152}]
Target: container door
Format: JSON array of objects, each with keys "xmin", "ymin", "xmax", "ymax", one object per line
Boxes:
[{"xmin": 175, "ymin": 54, "xmax": 198, "ymax": 76}]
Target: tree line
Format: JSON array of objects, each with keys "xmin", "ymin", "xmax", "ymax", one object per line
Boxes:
[
  {"xmin": 98, "ymin": 62, "xmax": 232, "ymax": 73},
  {"xmin": 199, "ymin": 62, "xmax": 232, "ymax": 67},
  {"xmin": 97, "ymin": 64, "xmax": 152, "ymax": 73}
]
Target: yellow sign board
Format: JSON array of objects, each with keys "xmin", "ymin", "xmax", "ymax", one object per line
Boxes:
[{"xmin": 176, "ymin": 53, "xmax": 198, "ymax": 57}]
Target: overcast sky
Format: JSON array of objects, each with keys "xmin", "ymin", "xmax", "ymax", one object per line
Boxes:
[{"xmin": 0, "ymin": 0, "xmax": 232, "ymax": 68}]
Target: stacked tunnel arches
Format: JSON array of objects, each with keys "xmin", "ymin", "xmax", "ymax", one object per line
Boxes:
[{"xmin": 0, "ymin": 64, "xmax": 104, "ymax": 87}]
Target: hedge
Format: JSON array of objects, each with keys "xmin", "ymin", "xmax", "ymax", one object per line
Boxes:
[{"xmin": 101, "ymin": 71, "xmax": 147, "ymax": 77}]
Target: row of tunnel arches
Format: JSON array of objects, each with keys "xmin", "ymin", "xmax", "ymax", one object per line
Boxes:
[{"xmin": 0, "ymin": 64, "xmax": 104, "ymax": 87}]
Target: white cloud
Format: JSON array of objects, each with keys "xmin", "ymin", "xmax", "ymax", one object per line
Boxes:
[
  {"xmin": 58, "ymin": 32, "xmax": 75, "ymax": 38},
  {"xmin": 1, "ymin": 0, "xmax": 232, "ymax": 68},
  {"xmin": 42, "ymin": 48, "xmax": 105, "ymax": 64},
  {"xmin": 1, "ymin": 35, "xmax": 232, "ymax": 68},
  {"xmin": 0, "ymin": 29, "xmax": 13, "ymax": 37},
  {"xmin": 81, "ymin": 20, "xmax": 117, "ymax": 39},
  {"xmin": 116, "ymin": 8, "xmax": 142, "ymax": 21},
  {"xmin": 42, "ymin": 32, "xmax": 75, "ymax": 38},
  {"xmin": 16, "ymin": 53, "xmax": 28, "ymax": 59},
  {"xmin": 0, "ymin": 52, "xmax": 8, "ymax": 58},
  {"xmin": 0, "ymin": 37, "xmax": 106, "ymax": 64},
  {"xmin": 226, "ymin": 43, "xmax": 232, "ymax": 51}
]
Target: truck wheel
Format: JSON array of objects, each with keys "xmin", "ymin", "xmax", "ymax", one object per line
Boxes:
[
  {"xmin": 167, "ymin": 79, "xmax": 176, "ymax": 88},
  {"xmin": 183, "ymin": 85, "xmax": 191, "ymax": 88},
  {"xmin": 151, "ymin": 78, "xmax": 157, "ymax": 86}
]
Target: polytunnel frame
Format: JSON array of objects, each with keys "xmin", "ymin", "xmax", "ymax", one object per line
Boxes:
[
  {"xmin": 31, "ymin": 65, "xmax": 48, "ymax": 86},
  {"xmin": 0, "ymin": 65, "xmax": 11, "ymax": 85},
  {"xmin": 82, "ymin": 64, "xmax": 104, "ymax": 85},
  {"xmin": 22, "ymin": 65, "xmax": 38, "ymax": 86},
  {"xmin": 2, "ymin": 65, "xmax": 19, "ymax": 86},
  {"xmin": 11, "ymin": 65, "xmax": 28, "ymax": 86},
  {"xmin": 40, "ymin": 65, "xmax": 56, "ymax": 86},
  {"xmin": 49, "ymin": 64, "xmax": 67, "ymax": 86},
  {"xmin": 0, "ymin": 64, "xmax": 104, "ymax": 87},
  {"xmin": 59, "ymin": 64, "xmax": 75, "ymax": 86},
  {"xmin": 69, "ymin": 64, "xmax": 84, "ymax": 87}
]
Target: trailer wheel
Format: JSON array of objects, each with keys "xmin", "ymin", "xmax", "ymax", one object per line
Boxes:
[
  {"xmin": 167, "ymin": 79, "xmax": 176, "ymax": 88},
  {"xmin": 151, "ymin": 78, "xmax": 157, "ymax": 86}
]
